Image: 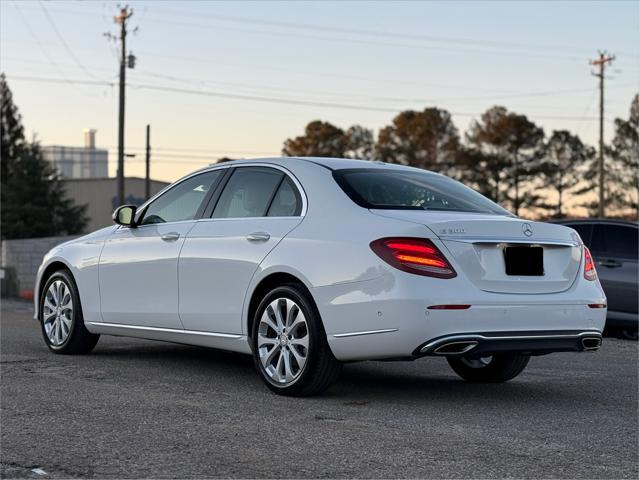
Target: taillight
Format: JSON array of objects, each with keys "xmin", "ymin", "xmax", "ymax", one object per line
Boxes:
[
  {"xmin": 584, "ymin": 247, "xmax": 597, "ymax": 281},
  {"xmin": 370, "ymin": 237, "xmax": 456, "ymax": 279}
]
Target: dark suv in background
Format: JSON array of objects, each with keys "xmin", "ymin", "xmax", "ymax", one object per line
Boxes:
[{"xmin": 554, "ymin": 219, "xmax": 638, "ymax": 339}]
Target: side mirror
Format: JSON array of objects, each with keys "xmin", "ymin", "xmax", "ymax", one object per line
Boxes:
[{"xmin": 112, "ymin": 205, "xmax": 137, "ymax": 227}]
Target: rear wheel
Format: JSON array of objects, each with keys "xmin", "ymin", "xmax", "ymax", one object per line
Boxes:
[
  {"xmin": 39, "ymin": 270, "xmax": 100, "ymax": 354},
  {"xmin": 447, "ymin": 353, "xmax": 529, "ymax": 383},
  {"xmin": 251, "ymin": 284, "xmax": 341, "ymax": 396}
]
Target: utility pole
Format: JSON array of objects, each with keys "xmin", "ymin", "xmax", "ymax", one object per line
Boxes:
[
  {"xmin": 590, "ymin": 51, "xmax": 615, "ymax": 218},
  {"xmin": 145, "ymin": 124, "xmax": 151, "ymax": 200},
  {"xmin": 115, "ymin": 6, "xmax": 134, "ymax": 206}
]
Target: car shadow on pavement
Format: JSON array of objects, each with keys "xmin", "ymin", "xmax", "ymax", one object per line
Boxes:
[
  {"xmin": 91, "ymin": 341, "xmax": 255, "ymax": 370},
  {"xmin": 89, "ymin": 340, "xmax": 599, "ymax": 405}
]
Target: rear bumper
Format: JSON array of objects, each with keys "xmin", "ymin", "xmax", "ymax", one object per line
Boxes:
[
  {"xmin": 415, "ymin": 330, "xmax": 602, "ymax": 357},
  {"xmin": 316, "ymin": 264, "xmax": 607, "ymax": 362}
]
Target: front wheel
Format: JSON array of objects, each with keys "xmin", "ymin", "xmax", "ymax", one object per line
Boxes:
[
  {"xmin": 39, "ymin": 269, "xmax": 100, "ymax": 354},
  {"xmin": 251, "ymin": 284, "xmax": 342, "ymax": 396},
  {"xmin": 447, "ymin": 354, "xmax": 529, "ymax": 383}
]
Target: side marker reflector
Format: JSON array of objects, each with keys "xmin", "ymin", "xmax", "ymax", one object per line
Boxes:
[{"xmin": 427, "ymin": 305, "xmax": 471, "ymax": 310}]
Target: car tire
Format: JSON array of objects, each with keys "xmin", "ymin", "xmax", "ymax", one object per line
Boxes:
[
  {"xmin": 618, "ymin": 328, "xmax": 638, "ymax": 341},
  {"xmin": 447, "ymin": 354, "xmax": 529, "ymax": 383},
  {"xmin": 251, "ymin": 283, "xmax": 342, "ymax": 396},
  {"xmin": 39, "ymin": 269, "xmax": 100, "ymax": 354}
]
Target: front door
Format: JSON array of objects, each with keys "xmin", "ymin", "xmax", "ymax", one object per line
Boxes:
[
  {"xmin": 179, "ymin": 166, "xmax": 304, "ymax": 334},
  {"xmin": 99, "ymin": 170, "xmax": 223, "ymax": 328}
]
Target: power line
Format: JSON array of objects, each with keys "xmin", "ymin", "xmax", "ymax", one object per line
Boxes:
[
  {"xmin": 6, "ymin": 39, "xmax": 636, "ymax": 94},
  {"xmin": 575, "ymin": 89, "xmax": 599, "ymax": 138},
  {"xmin": 150, "ymin": 9, "xmax": 573, "ymax": 53},
  {"xmin": 135, "ymin": 67, "xmax": 610, "ymax": 104},
  {"xmin": 16, "ymin": 3, "xmax": 609, "ymax": 60},
  {"xmin": 139, "ymin": 15, "xmax": 588, "ymax": 62},
  {"xmin": 11, "ymin": 2, "xmax": 77, "ymax": 87},
  {"xmin": 8, "ymin": 56, "xmax": 614, "ymax": 104},
  {"xmin": 9, "ymin": 74, "xmax": 610, "ymax": 122},
  {"xmin": 38, "ymin": 1, "xmax": 101, "ymax": 80}
]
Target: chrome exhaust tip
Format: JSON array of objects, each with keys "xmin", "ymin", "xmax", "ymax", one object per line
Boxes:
[
  {"xmin": 581, "ymin": 336, "xmax": 602, "ymax": 351},
  {"xmin": 432, "ymin": 340, "xmax": 478, "ymax": 355}
]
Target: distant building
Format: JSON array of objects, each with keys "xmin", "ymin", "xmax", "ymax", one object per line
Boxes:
[
  {"xmin": 42, "ymin": 129, "xmax": 108, "ymax": 179},
  {"xmin": 64, "ymin": 177, "xmax": 169, "ymax": 232}
]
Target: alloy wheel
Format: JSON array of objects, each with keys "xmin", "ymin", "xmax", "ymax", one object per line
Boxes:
[
  {"xmin": 257, "ymin": 297, "xmax": 309, "ymax": 385},
  {"xmin": 43, "ymin": 280, "xmax": 73, "ymax": 346},
  {"xmin": 461, "ymin": 356, "xmax": 493, "ymax": 368}
]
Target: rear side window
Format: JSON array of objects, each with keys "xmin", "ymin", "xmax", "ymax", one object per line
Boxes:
[
  {"xmin": 592, "ymin": 225, "xmax": 638, "ymax": 260},
  {"xmin": 212, "ymin": 167, "xmax": 283, "ymax": 219},
  {"xmin": 333, "ymin": 168, "xmax": 511, "ymax": 215},
  {"xmin": 267, "ymin": 177, "xmax": 302, "ymax": 217}
]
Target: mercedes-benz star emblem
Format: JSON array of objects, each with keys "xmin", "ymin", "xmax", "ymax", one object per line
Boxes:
[{"xmin": 522, "ymin": 223, "xmax": 533, "ymax": 237}]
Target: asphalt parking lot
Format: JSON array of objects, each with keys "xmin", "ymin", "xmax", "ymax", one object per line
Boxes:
[{"xmin": 1, "ymin": 299, "xmax": 637, "ymax": 479}]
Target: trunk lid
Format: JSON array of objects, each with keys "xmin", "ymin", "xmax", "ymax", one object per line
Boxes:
[{"xmin": 370, "ymin": 210, "xmax": 582, "ymax": 294}]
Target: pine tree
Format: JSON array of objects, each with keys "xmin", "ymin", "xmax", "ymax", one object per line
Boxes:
[
  {"xmin": 610, "ymin": 94, "xmax": 639, "ymax": 217},
  {"xmin": 539, "ymin": 130, "xmax": 594, "ymax": 218},
  {"xmin": 1, "ymin": 73, "xmax": 88, "ymax": 239},
  {"xmin": 466, "ymin": 106, "xmax": 545, "ymax": 216}
]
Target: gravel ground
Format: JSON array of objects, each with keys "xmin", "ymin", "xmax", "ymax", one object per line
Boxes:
[{"xmin": 1, "ymin": 299, "xmax": 637, "ymax": 479}]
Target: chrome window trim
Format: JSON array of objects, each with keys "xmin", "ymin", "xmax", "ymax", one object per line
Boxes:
[
  {"xmin": 129, "ymin": 162, "xmax": 307, "ymax": 228},
  {"xmin": 209, "ymin": 163, "xmax": 307, "ymax": 219},
  {"xmin": 133, "ymin": 168, "xmax": 227, "ymax": 227}
]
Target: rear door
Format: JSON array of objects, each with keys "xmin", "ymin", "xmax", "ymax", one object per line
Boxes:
[
  {"xmin": 591, "ymin": 223, "xmax": 638, "ymax": 314},
  {"xmin": 178, "ymin": 166, "xmax": 304, "ymax": 334}
]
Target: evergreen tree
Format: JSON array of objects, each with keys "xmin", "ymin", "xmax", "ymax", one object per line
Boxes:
[
  {"xmin": 466, "ymin": 106, "xmax": 545, "ymax": 216},
  {"xmin": 539, "ymin": 130, "xmax": 594, "ymax": 218},
  {"xmin": 610, "ymin": 94, "xmax": 638, "ymax": 217},
  {"xmin": 1, "ymin": 73, "xmax": 87, "ymax": 239}
]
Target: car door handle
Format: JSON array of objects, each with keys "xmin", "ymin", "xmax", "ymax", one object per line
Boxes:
[
  {"xmin": 598, "ymin": 259, "xmax": 622, "ymax": 268},
  {"xmin": 246, "ymin": 232, "xmax": 270, "ymax": 242},
  {"xmin": 161, "ymin": 232, "xmax": 181, "ymax": 242}
]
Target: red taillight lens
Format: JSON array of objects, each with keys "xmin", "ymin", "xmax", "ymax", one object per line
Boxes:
[
  {"xmin": 370, "ymin": 238, "xmax": 456, "ymax": 279},
  {"xmin": 584, "ymin": 247, "xmax": 597, "ymax": 281}
]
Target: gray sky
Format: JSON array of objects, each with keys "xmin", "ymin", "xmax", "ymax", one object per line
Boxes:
[{"xmin": 1, "ymin": 0, "xmax": 637, "ymax": 183}]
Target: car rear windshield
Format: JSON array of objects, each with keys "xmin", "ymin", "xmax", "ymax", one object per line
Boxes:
[{"xmin": 333, "ymin": 168, "xmax": 511, "ymax": 215}]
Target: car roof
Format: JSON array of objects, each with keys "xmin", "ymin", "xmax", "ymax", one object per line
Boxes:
[{"xmin": 207, "ymin": 156, "xmax": 438, "ymax": 173}]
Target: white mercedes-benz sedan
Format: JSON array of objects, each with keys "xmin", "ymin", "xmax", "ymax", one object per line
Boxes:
[{"xmin": 34, "ymin": 157, "xmax": 607, "ymax": 396}]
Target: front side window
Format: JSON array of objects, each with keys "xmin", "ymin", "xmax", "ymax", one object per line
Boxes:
[
  {"xmin": 212, "ymin": 167, "xmax": 283, "ymax": 219},
  {"xmin": 333, "ymin": 168, "xmax": 511, "ymax": 215},
  {"xmin": 140, "ymin": 171, "xmax": 221, "ymax": 225}
]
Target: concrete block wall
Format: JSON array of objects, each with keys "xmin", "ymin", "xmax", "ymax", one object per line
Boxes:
[{"xmin": 1, "ymin": 235, "xmax": 78, "ymax": 295}]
